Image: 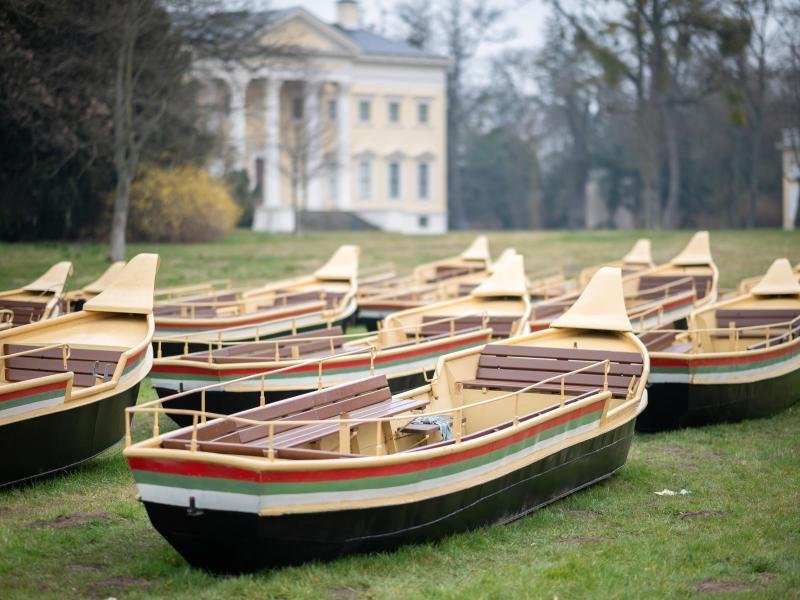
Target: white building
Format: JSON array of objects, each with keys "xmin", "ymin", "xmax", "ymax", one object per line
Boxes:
[{"xmin": 195, "ymin": 1, "xmax": 449, "ymax": 234}]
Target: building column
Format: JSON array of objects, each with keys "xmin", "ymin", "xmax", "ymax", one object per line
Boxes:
[
  {"xmin": 228, "ymin": 77, "xmax": 247, "ymax": 172},
  {"xmin": 336, "ymin": 83, "xmax": 351, "ymax": 210},
  {"xmin": 305, "ymin": 82, "xmax": 322, "ymax": 210},
  {"xmin": 263, "ymin": 78, "xmax": 281, "ymax": 208}
]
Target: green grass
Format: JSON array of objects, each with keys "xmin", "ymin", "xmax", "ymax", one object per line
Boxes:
[{"xmin": 1, "ymin": 229, "xmax": 799, "ymax": 599}]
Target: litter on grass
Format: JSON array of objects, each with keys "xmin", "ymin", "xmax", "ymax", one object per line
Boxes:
[{"xmin": 654, "ymin": 489, "xmax": 691, "ymax": 496}]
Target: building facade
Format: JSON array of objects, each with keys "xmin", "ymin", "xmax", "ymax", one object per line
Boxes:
[{"xmin": 195, "ymin": 1, "xmax": 449, "ymax": 234}]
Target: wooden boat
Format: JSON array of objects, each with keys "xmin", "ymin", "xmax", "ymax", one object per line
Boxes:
[
  {"xmin": 0, "ymin": 254, "xmax": 158, "ymax": 487},
  {"xmin": 124, "ymin": 266, "xmax": 648, "ymax": 572},
  {"xmin": 148, "ymin": 254, "xmax": 531, "ymax": 424},
  {"xmin": 638, "ymin": 258, "xmax": 800, "ymax": 432},
  {"xmin": 152, "ymin": 245, "xmax": 359, "ymax": 355},
  {"xmin": 64, "ymin": 261, "xmax": 126, "ymax": 312},
  {"xmin": 0, "ymin": 261, "xmax": 73, "ymax": 330},
  {"xmin": 529, "ymin": 231, "xmax": 718, "ymax": 332},
  {"xmin": 577, "ymin": 238, "xmax": 655, "ymax": 288},
  {"xmin": 356, "ymin": 236, "xmax": 492, "ymax": 328}
]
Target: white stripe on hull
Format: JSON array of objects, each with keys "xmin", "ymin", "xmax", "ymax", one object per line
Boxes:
[{"xmin": 135, "ymin": 420, "xmax": 600, "ymax": 514}]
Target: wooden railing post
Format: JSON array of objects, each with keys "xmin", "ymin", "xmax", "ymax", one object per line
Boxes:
[
  {"xmin": 259, "ymin": 375, "xmax": 266, "ymax": 407},
  {"xmin": 339, "ymin": 414, "xmax": 350, "ymax": 454},
  {"xmin": 267, "ymin": 423, "xmax": 275, "ymax": 461},
  {"xmin": 200, "ymin": 389, "xmax": 207, "ymax": 424},
  {"xmin": 190, "ymin": 414, "xmax": 198, "ymax": 452}
]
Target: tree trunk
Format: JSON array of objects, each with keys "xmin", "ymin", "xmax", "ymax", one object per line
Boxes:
[
  {"xmin": 447, "ymin": 80, "xmax": 466, "ymax": 229},
  {"xmin": 109, "ymin": 168, "xmax": 131, "ymax": 261},
  {"xmin": 527, "ymin": 148, "xmax": 543, "ymax": 229},
  {"xmin": 637, "ymin": 105, "xmax": 661, "ymax": 228},
  {"xmin": 662, "ymin": 103, "xmax": 680, "ymax": 228},
  {"xmin": 109, "ymin": 10, "xmax": 135, "ymax": 261}
]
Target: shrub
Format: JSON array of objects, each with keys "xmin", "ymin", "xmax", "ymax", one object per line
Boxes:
[{"xmin": 127, "ymin": 166, "xmax": 241, "ymax": 243}]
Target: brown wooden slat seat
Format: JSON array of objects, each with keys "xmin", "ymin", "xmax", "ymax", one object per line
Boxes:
[
  {"xmin": 419, "ymin": 315, "xmax": 519, "ymax": 338},
  {"xmin": 153, "ymin": 292, "xmax": 237, "ymax": 317},
  {"xmin": 716, "ymin": 308, "xmax": 799, "ymax": 328},
  {"xmin": 637, "ymin": 274, "xmax": 713, "ymax": 300},
  {"xmin": 0, "ymin": 299, "xmax": 49, "ymax": 325},
  {"xmin": 181, "ymin": 327, "xmax": 345, "ymax": 363},
  {"xmin": 531, "ymin": 302, "xmax": 573, "ymax": 320},
  {"xmin": 639, "ymin": 331, "xmax": 677, "ymax": 351},
  {"xmin": 458, "ymin": 283, "xmax": 479, "ymax": 295},
  {"xmin": 460, "ymin": 344, "xmax": 642, "ymax": 399},
  {"xmin": 3, "ymin": 344, "xmax": 122, "ymax": 387},
  {"xmin": 431, "ymin": 266, "xmax": 473, "ymax": 281},
  {"xmin": 408, "ymin": 389, "xmax": 600, "ymax": 452},
  {"xmin": 161, "ymin": 375, "xmax": 429, "ymax": 455}
]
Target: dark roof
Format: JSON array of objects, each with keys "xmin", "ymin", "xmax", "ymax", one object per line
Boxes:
[
  {"xmin": 178, "ymin": 8, "xmax": 445, "ymax": 62},
  {"xmin": 334, "ymin": 26, "xmax": 445, "ymax": 60}
]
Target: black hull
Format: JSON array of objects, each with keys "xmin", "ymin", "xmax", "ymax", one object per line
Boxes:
[
  {"xmin": 155, "ymin": 370, "xmax": 431, "ymax": 428},
  {"xmin": 141, "ymin": 418, "xmax": 636, "ymax": 573},
  {"xmin": 638, "ymin": 367, "xmax": 800, "ymax": 432},
  {"xmin": 0, "ymin": 383, "xmax": 140, "ymax": 487}
]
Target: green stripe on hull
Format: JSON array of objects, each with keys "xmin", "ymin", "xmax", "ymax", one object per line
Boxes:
[{"xmin": 132, "ymin": 409, "xmax": 600, "ymax": 496}]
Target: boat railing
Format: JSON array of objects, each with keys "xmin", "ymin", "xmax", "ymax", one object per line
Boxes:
[
  {"xmin": 127, "ymin": 358, "xmax": 623, "ymax": 458},
  {"xmin": 357, "ymin": 263, "xmax": 396, "ymax": 282},
  {"xmin": 626, "ymin": 275, "xmax": 710, "ymax": 302},
  {"xmin": 155, "ymin": 287, "xmax": 336, "ymax": 314},
  {"xmin": 628, "ymin": 302, "xmax": 666, "ymax": 330},
  {"xmin": 0, "ymin": 342, "xmax": 71, "ymax": 373},
  {"xmin": 154, "ymin": 279, "xmax": 233, "ymax": 300},
  {"xmin": 153, "ymin": 311, "xmax": 492, "ymax": 359},
  {"xmin": 0, "ymin": 309, "xmax": 14, "ymax": 325},
  {"xmin": 634, "ymin": 314, "xmax": 800, "ymax": 349}
]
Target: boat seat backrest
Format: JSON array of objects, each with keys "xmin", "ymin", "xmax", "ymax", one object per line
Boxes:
[
  {"xmin": 531, "ymin": 301, "xmax": 572, "ymax": 321},
  {"xmin": 431, "ymin": 265, "xmax": 474, "ymax": 281},
  {"xmin": 638, "ymin": 331, "xmax": 677, "ymax": 351},
  {"xmin": 637, "ymin": 274, "xmax": 713, "ymax": 300},
  {"xmin": 0, "ymin": 299, "xmax": 49, "ymax": 326},
  {"xmin": 153, "ymin": 292, "xmax": 237, "ymax": 317},
  {"xmin": 2, "ymin": 344, "xmax": 122, "ymax": 387},
  {"xmin": 458, "ymin": 283, "xmax": 479, "ymax": 296},
  {"xmin": 182, "ymin": 327, "xmax": 346, "ymax": 363},
  {"xmin": 272, "ymin": 290, "xmax": 345, "ymax": 309},
  {"xmin": 461, "ymin": 344, "xmax": 643, "ymax": 399},
  {"xmin": 419, "ymin": 315, "xmax": 519, "ymax": 339},
  {"xmin": 715, "ymin": 308, "xmax": 800, "ymax": 329}
]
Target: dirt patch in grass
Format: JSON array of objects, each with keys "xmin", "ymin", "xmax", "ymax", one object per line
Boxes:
[
  {"xmin": 86, "ymin": 576, "xmax": 151, "ymax": 597},
  {"xmin": 557, "ymin": 536, "xmax": 613, "ymax": 545},
  {"xmin": 658, "ymin": 446, "xmax": 724, "ymax": 470},
  {"xmin": 29, "ymin": 511, "xmax": 109, "ymax": 529},
  {"xmin": 694, "ymin": 579, "xmax": 759, "ymax": 593},
  {"xmin": 328, "ymin": 585, "xmax": 370, "ymax": 598},
  {"xmin": 559, "ymin": 509, "xmax": 602, "ymax": 518},
  {"xmin": 679, "ymin": 510, "xmax": 724, "ymax": 519},
  {"xmin": 65, "ymin": 564, "xmax": 105, "ymax": 573}
]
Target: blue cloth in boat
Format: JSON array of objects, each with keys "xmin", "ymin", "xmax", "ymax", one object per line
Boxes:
[{"xmin": 408, "ymin": 415, "xmax": 453, "ymax": 440}]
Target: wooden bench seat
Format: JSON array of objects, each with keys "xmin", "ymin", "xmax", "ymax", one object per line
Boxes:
[
  {"xmin": 460, "ymin": 344, "xmax": 643, "ymax": 399},
  {"xmin": 408, "ymin": 389, "xmax": 600, "ymax": 452},
  {"xmin": 639, "ymin": 331, "xmax": 677, "ymax": 351},
  {"xmin": 531, "ymin": 301, "xmax": 573, "ymax": 320},
  {"xmin": 716, "ymin": 308, "xmax": 799, "ymax": 328},
  {"xmin": 419, "ymin": 315, "xmax": 520, "ymax": 338},
  {"xmin": 637, "ymin": 274, "xmax": 713, "ymax": 300},
  {"xmin": 0, "ymin": 298, "xmax": 49, "ymax": 326},
  {"xmin": 3, "ymin": 344, "xmax": 122, "ymax": 387},
  {"xmin": 431, "ymin": 265, "xmax": 479, "ymax": 281},
  {"xmin": 182, "ymin": 327, "xmax": 345, "ymax": 363},
  {"xmin": 161, "ymin": 374, "xmax": 429, "ymax": 455},
  {"xmin": 153, "ymin": 292, "xmax": 237, "ymax": 317},
  {"xmin": 271, "ymin": 290, "xmax": 345, "ymax": 309}
]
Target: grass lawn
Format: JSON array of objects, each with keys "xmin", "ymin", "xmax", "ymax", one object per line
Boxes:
[{"xmin": 0, "ymin": 229, "xmax": 798, "ymax": 599}]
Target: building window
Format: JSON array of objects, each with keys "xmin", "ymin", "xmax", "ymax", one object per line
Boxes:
[
  {"xmin": 419, "ymin": 215, "xmax": 429, "ymax": 228},
  {"xmin": 358, "ymin": 159, "xmax": 371, "ymax": 199},
  {"xmin": 328, "ymin": 98, "xmax": 337, "ymax": 121},
  {"xmin": 358, "ymin": 99, "xmax": 371, "ymax": 123},
  {"xmin": 292, "ymin": 97, "xmax": 304, "ymax": 120},
  {"xmin": 388, "ymin": 100, "xmax": 401, "ymax": 124},
  {"xmin": 417, "ymin": 161, "xmax": 430, "ymax": 200},
  {"xmin": 417, "ymin": 101, "xmax": 430, "ymax": 125},
  {"xmin": 388, "ymin": 161, "xmax": 401, "ymax": 199}
]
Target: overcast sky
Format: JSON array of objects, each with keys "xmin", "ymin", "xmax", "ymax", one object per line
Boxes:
[{"xmin": 269, "ymin": 0, "xmax": 551, "ymax": 54}]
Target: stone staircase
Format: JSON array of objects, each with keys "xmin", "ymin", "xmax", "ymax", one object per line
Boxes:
[{"xmin": 297, "ymin": 211, "xmax": 380, "ymax": 231}]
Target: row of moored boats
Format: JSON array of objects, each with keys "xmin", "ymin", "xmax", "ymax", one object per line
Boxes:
[{"xmin": 1, "ymin": 233, "xmax": 797, "ymax": 572}]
